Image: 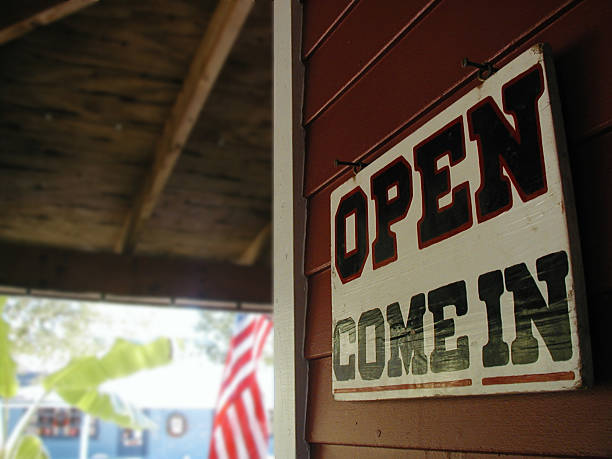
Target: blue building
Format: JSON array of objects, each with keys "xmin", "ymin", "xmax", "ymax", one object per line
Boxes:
[
  {"xmin": 7, "ymin": 406, "xmax": 213, "ymax": 459},
  {"xmin": 7, "ymin": 405, "xmax": 273, "ymax": 458}
]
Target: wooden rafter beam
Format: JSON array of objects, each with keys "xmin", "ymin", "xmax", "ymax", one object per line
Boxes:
[
  {"xmin": 115, "ymin": 0, "xmax": 255, "ymax": 254},
  {"xmin": 236, "ymin": 222, "xmax": 271, "ymax": 266},
  {"xmin": 0, "ymin": 242, "xmax": 271, "ymax": 305},
  {"xmin": 0, "ymin": 0, "xmax": 99, "ymax": 46}
]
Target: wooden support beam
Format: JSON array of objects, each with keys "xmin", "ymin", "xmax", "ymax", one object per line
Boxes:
[
  {"xmin": 236, "ymin": 222, "xmax": 271, "ymax": 266},
  {"xmin": 115, "ymin": 0, "xmax": 255, "ymax": 254},
  {"xmin": 0, "ymin": 0, "xmax": 98, "ymax": 46},
  {"xmin": 0, "ymin": 242, "xmax": 271, "ymax": 306}
]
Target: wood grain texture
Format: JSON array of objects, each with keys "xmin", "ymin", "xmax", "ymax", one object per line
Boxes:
[
  {"xmin": 141, "ymin": 0, "xmax": 272, "ymax": 261},
  {"xmin": 303, "ymin": 0, "xmax": 436, "ymax": 124},
  {"xmin": 303, "ymin": 129, "xmax": 612, "ymax": 447},
  {"xmin": 115, "ymin": 0, "xmax": 255, "ymax": 253},
  {"xmin": 307, "ymin": 357, "xmax": 612, "ymax": 456},
  {"xmin": 0, "ymin": 242, "xmax": 271, "ymax": 304},
  {"xmin": 304, "ymin": 0, "xmax": 606, "ymax": 196},
  {"xmin": 0, "ymin": 0, "xmax": 272, "ymax": 263},
  {"xmin": 0, "ymin": 0, "xmax": 213, "ymax": 253},
  {"xmin": 302, "ymin": 0, "xmax": 612, "ymax": 453},
  {"xmin": 310, "ymin": 444, "xmax": 569, "ymax": 459},
  {"xmin": 302, "ymin": 0, "xmax": 356, "ymax": 59},
  {"xmin": 0, "ymin": 0, "xmax": 98, "ymax": 46}
]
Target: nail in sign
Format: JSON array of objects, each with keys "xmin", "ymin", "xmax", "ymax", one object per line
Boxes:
[{"xmin": 330, "ymin": 44, "xmax": 592, "ymax": 400}]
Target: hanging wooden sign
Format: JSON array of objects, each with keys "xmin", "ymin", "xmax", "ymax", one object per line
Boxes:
[{"xmin": 330, "ymin": 44, "xmax": 591, "ymax": 401}]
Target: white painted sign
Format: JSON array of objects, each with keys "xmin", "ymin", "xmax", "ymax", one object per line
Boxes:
[{"xmin": 330, "ymin": 44, "xmax": 591, "ymax": 400}]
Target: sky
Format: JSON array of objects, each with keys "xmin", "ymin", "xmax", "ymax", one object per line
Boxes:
[{"xmin": 101, "ymin": 355, "xmax": 274, "ymax": 410}]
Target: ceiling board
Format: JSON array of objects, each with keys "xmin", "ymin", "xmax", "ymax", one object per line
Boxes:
[
  {"xmin": 141, "ymin": 0, "xmax": 272, "ymax": 261},
  {"xmin": 0, "ymin": 0, "xmax": 98, "ymax": 46},
  {"xmin": 116, "ymin": 0, "xmax": 256, "ymax": 254},
  {"xmin": 0, "ymin": 0, "xmax": 272, "ymax": 266}
]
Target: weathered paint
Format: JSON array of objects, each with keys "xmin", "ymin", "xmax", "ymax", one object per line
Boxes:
[{"xmin": 330, "ymin": 45, "xmax": 591, "ymax": 400}]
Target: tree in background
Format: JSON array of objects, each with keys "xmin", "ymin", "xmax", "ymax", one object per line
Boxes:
[
  {"xmin": 2, "ymin": 298, "xmax": 110, "ymax": 371},
  {"xmin": 193, "ymin": 310, "xmax": 235, "ymax": 363},
  {"xmin": 2, "ymin": 298, "xmax": 160, "ymax": 372},
  {"xmin": 3, "ymin": 298, "xmax": 273, "ymax": 369},
  {"xmin": 0, "ymin": 298, "xmax": 173, "ymax": 459},
  {"xmin": 194, "ymin": 310, "xmax": 273, "ymax": 365}
]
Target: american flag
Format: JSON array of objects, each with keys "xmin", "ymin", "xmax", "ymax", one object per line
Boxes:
[{"xmin": 208, "ymin": 313, "xmax": 273, "ymax": 459}]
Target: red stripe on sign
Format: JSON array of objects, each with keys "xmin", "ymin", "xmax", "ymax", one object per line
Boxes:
[
  {"xmin": 334, "ymin": 378, "xmax": 472, "ymax": 393},
  {"xmin": 482, "ymin": 371, "xmax": 575, "ymax": 386}
]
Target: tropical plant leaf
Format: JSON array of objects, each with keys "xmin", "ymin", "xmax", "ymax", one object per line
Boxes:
[
  {"xmin": 43, "ymin": 337, "xmax": 172, "ymax": 391},
  {"xmin": 42, "ymin": 337, "xmax": 172, "ymax": 429},
  {"xmin": 14, "ymin": 435, "xmax": 49, "ymax": 459},
  {"xmin": 0, "ymin": 297, "xmax": 19, "ymax": 398},
  {"xmin": 56, "ymin": 388, "xmax": 156, "ymax": 429}
]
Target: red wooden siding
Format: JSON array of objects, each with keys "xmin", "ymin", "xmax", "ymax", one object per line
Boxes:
[
  {"xmin": 302, "ymin": 0, "xmax": 356, "ymax": 59},
  {"xmin": 303, "ymin": 0, "xmax": 435, "ymax": 124},
  {"xmin": 302, "ymin": 0, "xmax": 612, "ymax": 197},
  {"xmin": 301, "ymin": 0, "xmax": 612, "ymax": 457},
  {"xmin": 307, "ymin": 358, "xmax": 612, "ymax": 456},
  {"xmin": 309, "ymin": 444, "xmax": 569, "ymax": 459},
  {"xmin": 305, "ymin": 268, "xmax": 331, "ymax": 360}
]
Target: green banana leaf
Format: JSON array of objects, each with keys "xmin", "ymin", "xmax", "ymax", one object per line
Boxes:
[
  {"xmin": 55, "ymin": 388, "xmax": 156, "ymax": 430},
  {"xmin": 43, "ymin": 337, "xmax": 172, "ymax": 429},
  {"xmin": 44, "ymin": 338, "xmax": 172, "ymax": 390},
  {"xmin": 14, "ymin": 435, "xmax": 49, "ymax": 459},
  {"xmin": 0, "ymin": 298, "xmax": 19, "ymax": 398}
]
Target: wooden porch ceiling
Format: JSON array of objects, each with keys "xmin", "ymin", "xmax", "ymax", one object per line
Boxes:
[{"xmin": 0, "ymin": 0, "xmax": 272, "ymax": 307}]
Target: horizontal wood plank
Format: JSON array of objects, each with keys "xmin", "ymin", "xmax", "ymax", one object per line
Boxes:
[
  {"xmin": 302, "ymin": 0, "xmax": 355, "ymax": 59},
  {"xmin": 0, "ymin": 0, "xmax": 98, "ymax": 46},
  {"xmin": 310, "ymin": 444, "xmax": 568, "ymax": 459},
  {"xmin": 303, "ymin": 0, "xmax": 612, "ymax": 196},
  {"xmin": 303, "ymin": 1, "xmax": 612, "ymax": 456},
  {"xmin": 0, "ymin": 242, "xmax": 271, "ymax": 304},
  {"xmin": 0, "ymin": 0, "xmax": 219, "ymax": 257},
  {"xmin": 307, "ymin": 357, "xmax": 612, "ymax": 456},
  {"xmin": 305, "ymin": 269, "xmax": 331, "ymax": 359},
  {"xmin": 303, "ymin": 0, "xmax": 435, "ymax": 124}
]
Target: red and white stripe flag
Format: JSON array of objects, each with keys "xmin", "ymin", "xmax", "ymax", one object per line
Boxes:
[{"xmin": 208, "ymin": 314, "xmax": 273, "ymax": 459}]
